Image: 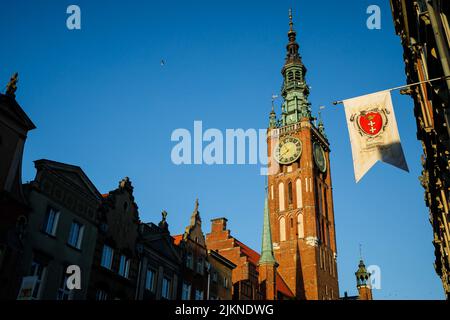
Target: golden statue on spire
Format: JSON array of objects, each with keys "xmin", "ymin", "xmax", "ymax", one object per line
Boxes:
[{"xmin": 5, "ymin": 72, "xmax": 18, "ymax": 98}]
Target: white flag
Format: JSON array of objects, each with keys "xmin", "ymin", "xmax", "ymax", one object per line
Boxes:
[{"xmin": 343, "ymin": 90, "xmax": 409, "ymax": 182}]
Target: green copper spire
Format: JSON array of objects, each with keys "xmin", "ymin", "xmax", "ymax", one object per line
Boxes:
[
  {"xmin": 280, "ymin": 9, "xmax": 312, "ymax": 125},
  {"xmin": 269, "ymin": 95, "xmax": 278, "ymax": 128},
  {"xmin": 259, "ymin": 187, "xmax": 277, "ymax": 265},
  {"xmin": 318, "ymin": 106, "xmax": 327, "ymax": 139}
]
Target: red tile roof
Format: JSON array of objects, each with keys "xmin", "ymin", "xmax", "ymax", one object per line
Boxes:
[
  {"xmin": 276, "ymin": 273, "xmax": 294, "ymax": 298},
  {"xmin": 234, "ymin": 238, "xmax": 294, "ymax": 298},
  {"xmin": 173, "ymin": 234, "xmax": 183, "ymax": 245},
  {"xmin": 234, "ymin": 239, "xmax": 260, "ymax": 266}
]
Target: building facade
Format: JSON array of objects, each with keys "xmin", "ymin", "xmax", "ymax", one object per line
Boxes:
[
  {"xmin": 19, "ymin": 160, "xmax": 101, "ymax": 300},
  {"xmin": 135, "ymin": 214, "xmax": 182, "ymax": 300},
  {"xmin": 0, "ymin": 74, "xmax": 36, "ymax": 299},
  {"xmin": 174, "ymin": 200, "xmax": 211, "ymax": 301},
  {"xmin": 390, "ymin": 0, "xmax": 450, "ymax": 298},
  {"xmin": 266, "ymin": 10, "xmax": 339, "ymax": 300},
  {"xmin": 87, "ymin": 177, "xmax": 140, "ymax": 300},
  {"xmin": 207, "ymin": 249, "xmax": 236, "ymax": 300}
]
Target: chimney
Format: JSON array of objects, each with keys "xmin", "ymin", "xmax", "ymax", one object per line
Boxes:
[{"xmin": 210, "ymin": 217, "xmax": 228, "ymax": 234}]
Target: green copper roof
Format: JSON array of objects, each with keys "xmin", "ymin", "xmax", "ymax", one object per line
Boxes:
[
  {"xmin": 355, "ymin": 259, "xmax": 371, "ymax": 287},
  {"xmin": 259, "ymin": 190, "xmax": 277, "ymax": 265}
]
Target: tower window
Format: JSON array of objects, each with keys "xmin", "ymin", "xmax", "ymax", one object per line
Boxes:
[
  {"xmin": 287, "ymin": 72, "xmax": 294, "ymax": 81},
  {"xmin": 279, "ymin": 217, "xmax": 286, "ymax": 242},
  {"xmin": 288, "ymin": 181, "xmax": 293, "ymax": 205},
  {"xmin": 297, "ymin": 213, "xmax": 304, "ymax": 238},
  {"xmin": 278, "ymin": 182, "xmax": 285, "ymax": 211},
  {"xmin": 296, "ymin": 179, "xmax": 302, "ymax": 209},
  {"xmin": 295, "ymin": 71, "xmax": 301, "ymax": 80}
]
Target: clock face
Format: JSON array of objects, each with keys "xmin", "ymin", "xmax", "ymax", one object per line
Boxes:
[
  {"xmin": 275, "ymin": 136, "xmax": 302, "ymax": 164},
  {"xmin": 313, "ymin": 143, "xmax": 327, "ymax": 173}
]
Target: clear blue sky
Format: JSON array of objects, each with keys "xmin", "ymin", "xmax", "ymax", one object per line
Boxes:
[{"xmin": 0, "ymin": 0, "xmax": 445, "ymax": 299}]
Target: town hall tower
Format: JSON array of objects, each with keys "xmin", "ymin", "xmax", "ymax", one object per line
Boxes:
[{"xmin": 266, "ymin": 10, "xmax": 339, "ymax": 300}]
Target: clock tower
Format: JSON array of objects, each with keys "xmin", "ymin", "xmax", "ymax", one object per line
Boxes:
[{"xmin": 267, "ymin": 9, "xmax": 339, "ymax": 300}]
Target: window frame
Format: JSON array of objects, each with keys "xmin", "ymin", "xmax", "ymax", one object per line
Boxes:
[
  {"xmin": 67, "ymin": 221, "xmax": 84, "ymax": 249},
  {"xmin": 43, "ymin": 207, "xmax": 60, "ymax": 236},
  {"xmin": 100, "ymin": 245, "xmax": 114, "ymax": 270},
  {"xmin": 145, "ymin": 268, "xmax": 156, "ymax": 292},
  {"xmin": 30, "ymin": 260, "xmax": 47, "ymax": 300},
  {"xmin": 194, "ymin": 289, "xmax": 204, "ymax": 300},
  {"xmin": 161, "ymin": 277, "xmax": 171, "ymax": 299},
  {"xmin": 181, "ymin": 282, "xmax": 191, "ymax": 300},
  {"xmin": 186, "ymin": 252, "xmax": 193, "ymax": 269},
  {"xmin": 197, "ymin": 257, "xmax": 204, "ymax": 275},
  {"xmin": 118, "ymin": 254, "xmax": 130, "ymax": 278},
  {"xmin": 56, "ymin": 267, "xmax": 72, "ymax": 300},
  {"xmin": 95, "ymin": 290, "xmax": 108, "ymax": 300}
]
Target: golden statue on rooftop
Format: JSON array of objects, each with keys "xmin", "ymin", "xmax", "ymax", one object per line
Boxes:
[{"xmin": 5, "ymin": 72, "xmax": 18, "ymax": 98}]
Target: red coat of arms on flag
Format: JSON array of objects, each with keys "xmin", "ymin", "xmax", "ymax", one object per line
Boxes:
[
  {"xmin": 351, "ymin": 107, "xmax": 389, "ymax": 138},
  {"xmin": 358, "ymin": 111, "xmax": 383, "ymax": 136}
]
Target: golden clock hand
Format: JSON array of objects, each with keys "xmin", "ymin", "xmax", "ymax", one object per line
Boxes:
[{"xmin": 281, "ymin": 148, "xmax": 290, "ymax": 157}]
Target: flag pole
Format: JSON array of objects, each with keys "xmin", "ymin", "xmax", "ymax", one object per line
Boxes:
[{"xmin": 332, "ymin": 75, "xmax": 450, "ymax": 105}]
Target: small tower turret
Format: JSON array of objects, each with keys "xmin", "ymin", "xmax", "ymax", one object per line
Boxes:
[{"xmin": 355, "ymin": 259, "xmax": 373, "ymax": 300}]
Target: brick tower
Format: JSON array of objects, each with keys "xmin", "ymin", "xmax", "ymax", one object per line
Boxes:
[{"xmin": 266, "ymin": 9, "xmax": 339, "ymax": 300}]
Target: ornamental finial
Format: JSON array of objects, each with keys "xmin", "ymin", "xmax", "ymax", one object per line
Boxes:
[
  {"xmin": 5, "ymin": 72, "xmax": 18, "ymax": 98},
  {"xmin": 194, "ymin": 198, "xmax": 199, "ymax": 212},
  {"xmin": 289, "ymin": 8, "xmax": 293, "ymax": 30}
]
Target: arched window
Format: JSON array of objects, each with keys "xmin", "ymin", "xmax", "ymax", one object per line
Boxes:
[
  {"xmin": 279, "ymin": 217, "xmax": 286, "ymax": 242},
  {"xmin": 288, "ymin": 181, "xmax": 293, "ymax": 205},
  {"xmin": 296, "ymin": 179, "xmax": 302, "ymax": 208},
  {"xmin": 317, "ymin": 181, "xmax": 323, "ymax": 215},
  {"xmin": 297, "ymin": 213, "xmax": 304, "ymax": 238},
  {"xmin": 326, "ymin": 224, "xmax": 330, "ymax": 248},
  {"xmin": 322, "ymin": 223, "xmax": 327, "ymax": 246},
  {"xmin": 295, "ymin": 71, "xmax": 301, "ymax": 80},
  {"xmin": 278, "ymin": 182, "xmax": 285, "ymax": 211}
]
